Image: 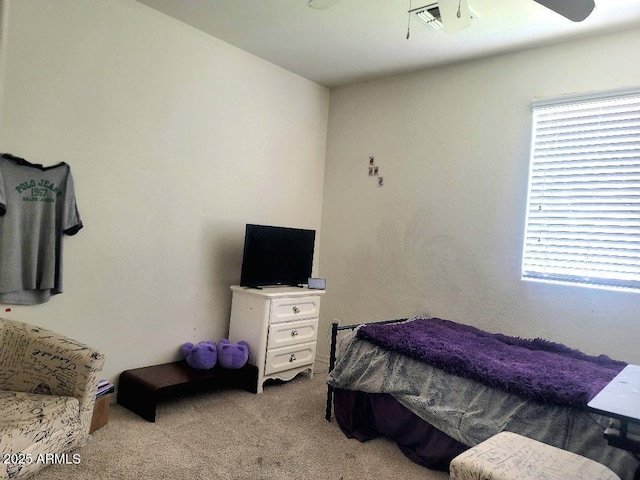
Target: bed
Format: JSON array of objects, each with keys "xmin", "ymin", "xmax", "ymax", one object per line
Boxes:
[{"xmin": 325, "ymin": 316, "xmax": 639, "ymax": 479}]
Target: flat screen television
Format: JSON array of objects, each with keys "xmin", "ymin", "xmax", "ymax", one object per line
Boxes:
[{"xmin": 240, "ymin": 224, "xmax": 316, "ymax": 288}]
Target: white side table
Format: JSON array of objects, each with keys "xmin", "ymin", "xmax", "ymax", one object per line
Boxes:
[{"xmin": 228, "ymin": 285, "xmax": 325, "ymax": 393}]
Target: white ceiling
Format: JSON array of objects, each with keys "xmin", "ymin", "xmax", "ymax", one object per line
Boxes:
[{"xmin": 135, "ymin": 0, "xmax": 640, "ymax": 88}]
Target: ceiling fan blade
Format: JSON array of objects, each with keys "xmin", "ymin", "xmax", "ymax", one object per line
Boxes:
[
  {"xmin": 533, "ymin": 0, "xmax": 596, "ymax": 22},
  {"xmin": 439, "ymin": 0, "xmax": 472, "ymax": 33},
  {"xmin": 307, "ymin": 0, "xmax": 343, "ymax": 9}
]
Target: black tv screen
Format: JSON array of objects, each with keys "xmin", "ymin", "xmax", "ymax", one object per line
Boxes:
[{"xmin": 240, "ymin": 224, "xmax": 316, "ymax": 288}]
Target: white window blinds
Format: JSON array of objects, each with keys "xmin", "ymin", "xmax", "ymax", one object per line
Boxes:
[{"xmin": 522, "ymin": 88, "xmax": 640, "ymax": 290}]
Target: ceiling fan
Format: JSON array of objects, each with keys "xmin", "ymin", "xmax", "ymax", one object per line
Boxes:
[{"xmin": 307, "ymin": 0, "xmax": 596, "ymax": 28}]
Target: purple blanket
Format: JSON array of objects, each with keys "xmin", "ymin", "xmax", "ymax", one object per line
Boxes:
[{"xmin": 357, "ymin": 317, "xmax": 626, "ymax": 408}]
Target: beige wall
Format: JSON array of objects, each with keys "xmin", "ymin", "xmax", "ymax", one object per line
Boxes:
[
  {"xmin": 0, "ymin": 0, "xmax": 6, "ymax": 125},
  {"xmin": 2, "ymin": 0, "xmax": 638, "ymax": 383},
  {"xmin": 0, "ymin": 0, "xmax": 329, "ymax": 382},
  {"xmin": 319, "ymin": 27, "xmax": 640, "ymax": 364}
]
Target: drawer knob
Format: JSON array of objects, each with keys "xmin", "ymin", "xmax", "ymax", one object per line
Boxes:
[
  {"xmin": 291, "ymin": 330, "xmax": 298, "ymax": 337},
  {"xmin": 292, "ymin": 306, "xmax": 300, "ymax": 314},
  {"xmin": 289, "ymin": 353, "xmax": 296, "ymax": 362}
]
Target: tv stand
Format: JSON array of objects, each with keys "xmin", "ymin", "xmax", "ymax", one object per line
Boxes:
[
  {"xmin": 252, "ymin": 283, "xmax": 304, "ymax": 290},
  {"xmin": 228, "ymin": 285, "xmax": 325, "ymax": 393}
]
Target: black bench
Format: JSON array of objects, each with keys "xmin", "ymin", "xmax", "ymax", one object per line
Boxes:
[{"xmin": 117, "ymin": 360, "xmax": 259, "ymax": 422}]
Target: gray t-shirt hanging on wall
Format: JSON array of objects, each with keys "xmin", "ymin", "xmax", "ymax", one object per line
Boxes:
[{"xmin": 0, "ymin": 154, "xmax": 83, "ymax": 305}]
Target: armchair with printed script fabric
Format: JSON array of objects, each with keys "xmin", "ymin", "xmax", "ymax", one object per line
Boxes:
[{"xmin": 0, "ymin": 318, "xmax": 104, "ymax": 479}]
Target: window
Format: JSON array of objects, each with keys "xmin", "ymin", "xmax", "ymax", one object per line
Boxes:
[{"xmin": 522, "ymin": 88, "xmax": 640, "ymax": 291}]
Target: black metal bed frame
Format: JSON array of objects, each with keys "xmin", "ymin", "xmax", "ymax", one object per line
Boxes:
[{"xmin": 324, "ymin": 318, "xmax": 407, "ymax": 422}]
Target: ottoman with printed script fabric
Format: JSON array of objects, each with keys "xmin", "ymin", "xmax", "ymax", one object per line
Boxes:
[{"xmin": 449, "ymin": 431, "xmax": 620, "ymax": 480}]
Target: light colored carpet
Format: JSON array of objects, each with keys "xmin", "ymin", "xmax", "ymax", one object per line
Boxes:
[{"xmin": 35, "ymin": 364, "xmax": 449, "ymax": 480}]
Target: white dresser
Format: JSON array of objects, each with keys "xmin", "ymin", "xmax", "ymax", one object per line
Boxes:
[{"xmin": 228, "ymin": 285, "xmax": 325, "ymax": 393}]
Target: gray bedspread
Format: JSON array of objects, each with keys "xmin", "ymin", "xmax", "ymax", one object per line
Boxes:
[{"xmin": 327, "ymin": 326, "xmax": 638, "ymax": 479}]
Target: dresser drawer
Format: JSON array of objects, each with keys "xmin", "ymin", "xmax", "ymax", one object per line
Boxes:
[
  {"xmin": 267, "ymin": 318, "xmax": 318, "ymax": 350},
  {"xmin": 264, "ymin": 342, "xmax": 316, "ymax": 375},
  {"xmin": 269, "ymin": 296, "xmax": 321, "ymax": 324}
]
